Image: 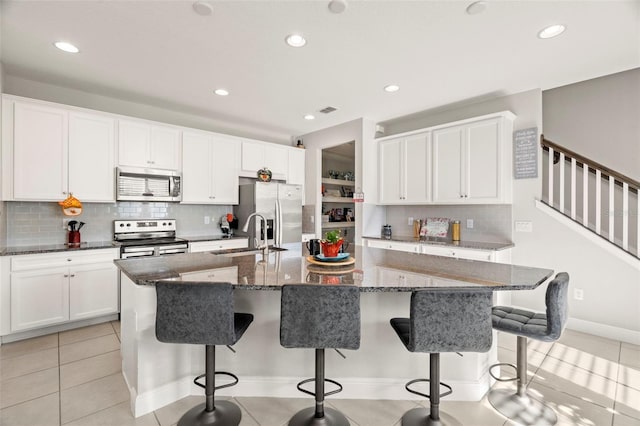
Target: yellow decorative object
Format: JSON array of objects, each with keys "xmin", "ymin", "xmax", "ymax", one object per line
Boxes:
[{"xmin": 58, "ymin": 194, "xmax": 83, "ymax": 216}]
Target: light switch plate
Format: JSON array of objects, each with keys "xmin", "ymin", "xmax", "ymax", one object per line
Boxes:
[{"xmin": 515, "ymin": 221, "xmax": 533, "ymax": 232}]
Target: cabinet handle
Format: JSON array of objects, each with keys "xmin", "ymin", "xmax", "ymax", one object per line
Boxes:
[
  {"xmin": 209, "ymin": 196, "xmax": 216, "ymax": 199},
  {"xmin": 67, "ymin": 258, "xmax": 72, "ymax": 262},
  {"xmin": 63, "ymin": 274, "xmax": 69, "ymax": 278},
  {"xmin": 70, "ymin": 274, "xmax": 76, "ymax": 278}
]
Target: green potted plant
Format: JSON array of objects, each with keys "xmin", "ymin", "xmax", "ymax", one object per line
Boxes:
[{"xmin": 321, "ymin": 229, "xmax": 344, "ymax": 257}]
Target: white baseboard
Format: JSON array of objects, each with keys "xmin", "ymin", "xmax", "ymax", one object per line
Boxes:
[
  {"xmin": 567, "ymin": 317, "xmax": 640, "ymax": 346},
  {"xmin": 128, "ymin": 374, "xmax": 492, "ymax": 417},
  {"xmin": 0, "ymin": 314, "xmax": 119, "ymax": 344}
]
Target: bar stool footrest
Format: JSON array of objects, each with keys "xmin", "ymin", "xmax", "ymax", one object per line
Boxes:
[
  {"xmin": 193, "ymin": 371, "xmax": 239, "ymax": 391},
  {"xmin": 489, "ymin": 362, "xmax": 519, "ymax": 382},
  {"xmin": 296, "ymin": 377, "xmax": 343, "ymax": 398},
  {"xmin": 405, "ymin": 378, "xmax": 452, "ymax": 399}
]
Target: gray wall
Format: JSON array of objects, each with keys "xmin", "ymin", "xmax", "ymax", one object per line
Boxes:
[
  {"xmin": 543, "ymin": 68, "xmax": 640, "ymax": 181},
  {"xmin": 3, "ymin": 75, "xmax": 291, "ymax": 145},
  {"xmin": 5, "ymin": 201, "xmax": 232, "ymax": 246}
]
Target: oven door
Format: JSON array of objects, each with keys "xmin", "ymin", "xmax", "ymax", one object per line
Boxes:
[{"xmin": 120, "ymin": 246, "xmax": 156, "ymax": 259}]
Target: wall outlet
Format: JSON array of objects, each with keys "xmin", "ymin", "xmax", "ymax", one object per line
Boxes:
[
  {"xmin": 466, "ymin": 219, "xmax": 474, "ymax": 229},
  {"xmin": 408, "ymin": 217, "xmax": 414, "ymax": 226},
  {"xmin": 515, "ymin": 221, "xmax": 533, "ymax": 232},
  {"xmin": 204, "ymin": 216, "xmax": 210, "ymax": 225},
  {"xmin": 574, "ymin": 288, "xmax": 584, "ymax": 301},
  {"xmin": 310, "ymin": 215, "xmax": 314, "ymax": 223}
]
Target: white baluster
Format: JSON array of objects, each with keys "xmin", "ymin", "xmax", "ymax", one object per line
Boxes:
[
  {"xmin": 571, "ymin": 158, "xmax": 577, "ymax": 220},
  {"xmin": 609, "ymin": 176, "xmax": 615, "ymax": 243},
  {"xmin": 622, "ymin": 182, "xmax": 629, "ymax": 251},
  {"xmin": 595, "ymin": 170, "xmax": 602, "ymax": 235},
  {"xmin": 583, "ymin": 163, "xmax": 589, "ymax": 226},
  {"xmin": 559, "ymin": 153, "xmax": 565, "ymax": 214},
  {"xmin": 548, "ymin": 147, "xmax": 554, "ymax": 206}
]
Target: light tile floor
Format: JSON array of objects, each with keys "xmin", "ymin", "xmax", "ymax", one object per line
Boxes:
[{"xmin": 0, "ymin": 321, "xmax": 639, "ymax": 426}]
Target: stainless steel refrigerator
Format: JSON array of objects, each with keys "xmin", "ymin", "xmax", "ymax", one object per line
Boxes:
[{"xmin": 234, "ymin": 182, "xmax": 303, "ymax": 248}]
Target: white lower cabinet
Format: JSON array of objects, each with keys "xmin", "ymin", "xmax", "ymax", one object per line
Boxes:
[
  {"xmin": 11, "ymin": 268, "xmax": 70, "ymax": 332},
  {"xmin": 366, "ymin": 238, "xmax": 501, "ymax": 262},
  {"xmin": 8, "ymin": 249, "xmax": 119, "ymax": 333}
]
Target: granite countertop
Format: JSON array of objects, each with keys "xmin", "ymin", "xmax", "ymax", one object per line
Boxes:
[
  {"xmin": 0, "ymin": 241, "xmax": 118, "ymax": 256},
  {"xmin": 115, "ymin": 243, "xmax": 552, "ymax": 292},
  {"xmin": 363, "ymin": 236, "xmax": 514, "ymax": 251}
]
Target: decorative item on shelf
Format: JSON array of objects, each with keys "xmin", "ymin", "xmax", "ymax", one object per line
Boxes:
[
  {"xmin": 420, "ymin": 217, "xmax": 450, "ymax": 238},
  {"xmin": 296, "ymin": 139, "xmax": 305, "ymax": 149},
  {"xmin": 413, "ymin": 219, "xmax": 422, "ymax": 239},
  {"xmin": 58, "ymin": 194, "xmax": 83, "ymax": 216},
  {"xmin": 321, "ymin": 229, "xmax": 343, "ymax": 257},
  {"xmin": 343, "ymin": 171, "xmax": 354, "ymax": 181},
  {"xmin": 452, "ymin": 220, "xmax": 461, "ymax": 241},
  {"xmin": 382, "ymin": 224, "xmax": 392, "ymax": 239},
  {"xmin": 257, "ymin": 167, "xmax": 272, "ymax": 182}
]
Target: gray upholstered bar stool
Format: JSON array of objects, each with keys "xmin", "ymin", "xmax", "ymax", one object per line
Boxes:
[
  {"xmin": 155, "ymin": 282, "xmax": 254, "ymax": 426},
  {"xmin": 280, "ymin": 284, "xmax": 361, "ymax": 426},
  {"xmin": 390, "ymin": 288, "xmax": 493, "ymax": 426},
  {"xmin": 488, "ymin": 272, "xmax": 569, "ymax": 426}
]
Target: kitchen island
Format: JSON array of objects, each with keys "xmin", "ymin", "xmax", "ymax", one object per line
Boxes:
[{"xmin": 115, "ymin": 244, "xmax": 553, "ymax": 417}]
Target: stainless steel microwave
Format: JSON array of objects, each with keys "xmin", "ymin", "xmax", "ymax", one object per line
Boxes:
[{"xmin": 116, "ymin": 167, "xmax": 182, "ymax": 202}]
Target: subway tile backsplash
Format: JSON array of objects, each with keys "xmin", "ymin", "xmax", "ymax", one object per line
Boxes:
[
  {"xmin": 384, "ymin": 205, "xmax": 513, "ymax": 243},
  {"xmin": 4, "ymin": 201, "xmax": 233, "ymax": 246}
]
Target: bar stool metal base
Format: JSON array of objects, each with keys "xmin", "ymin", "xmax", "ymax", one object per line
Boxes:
[
  {"xmin": 177, "ymin": 400, "xmax": 241, "ymax": 426},
  {"xmin": 400, "ymin": 407, "xmax": 462, "ymax": 426},
  {"xmin": 488, "ymin": 388, "xmax": 557, "ymax": 426},
  {"xmin": 288, "ymin": 406, "xmax": 350, "ymax": 426}
]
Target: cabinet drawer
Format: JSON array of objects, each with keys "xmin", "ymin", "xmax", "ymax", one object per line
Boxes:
[
  {"xmin": 11, "ymin": 248, "xmax": 119, "ymax": 271},
  {"xmin": 190, "ymin": 239, "xmax": 248, "ymax": 253},
  {"xmin": 421, "ymin": 245, "xmax": 493, "ymax": 261},
  {"xmin": 367, "ymin": 239, "xmax": 421, "ymax": 253}
]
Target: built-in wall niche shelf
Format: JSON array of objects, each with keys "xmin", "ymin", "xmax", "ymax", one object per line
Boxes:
[
  {"xmin": 322, "ymin": 222, "xmax": 356, "ymax": 229},
  {"xmin": 322, "ymin": 178, "xmax": 355, "ymax": 187},
  {"xmin": 322, "ymin": 196, "xmax": 354, "ymax": 203}
]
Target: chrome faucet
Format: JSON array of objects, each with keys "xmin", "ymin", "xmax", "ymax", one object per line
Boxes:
[{"xmin": 242, "ymin": 213, "xmax": 269, "ymax": 258}]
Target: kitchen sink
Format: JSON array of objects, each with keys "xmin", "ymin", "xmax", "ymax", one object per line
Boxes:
[{"xmin": 213, "ymin": 246, "xmax": 288, "ymax": 257}]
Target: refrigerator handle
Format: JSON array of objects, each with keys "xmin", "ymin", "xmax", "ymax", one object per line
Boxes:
[{"xmin": 275, "ymin": 199, "xmax": 283, "ymax": 246}]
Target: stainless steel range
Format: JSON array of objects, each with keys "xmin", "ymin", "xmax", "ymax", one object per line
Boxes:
[{"xmin": 114, "ymin": 219, "xmax": 189, "ymax": 258}]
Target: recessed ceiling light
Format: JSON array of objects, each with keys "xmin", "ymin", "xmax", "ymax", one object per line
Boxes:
[
  {"xmin": 54, "ymin": 41, "xmax": 79, "ymax": 53},
  {"xmin": 538, "ymin": 24, "xmax": 566, "ymax": 39},
  {"xmin": 304, "ymin": 114, "xmax": 315, "ymax": 120},
  {"xmin": 466, "ymin": 1, "xmax": 487, "ymax": 15},
  {"xmin": 192, "ymin": 1, "xmax": 213, "ymax": 16},
  {"xmin": 328, "ymin": 0, "xmax": 347, "ymax": 14},
  {"xmin": 384, "ymin": 84, "xmax": 400, "ymax": 93},
  {"xmin": 285, "ymin": 34, "xmax": 306, "ymax": 48},
  {"xmin": 214, "ymin": 89, "xmax": 229, "ymax": 96}
]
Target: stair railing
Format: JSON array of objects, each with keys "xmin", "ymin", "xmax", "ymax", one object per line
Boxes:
[{"xmin": 541, "ymin": 135, "xmax": 639, "ymax": 257}]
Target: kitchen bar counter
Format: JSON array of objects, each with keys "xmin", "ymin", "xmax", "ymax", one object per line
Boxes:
[
  {"xmin": 116, "ymin": 244, "xmax": 553, "ymax": 417},
  {"xmin": 115, "ymin": 243, "xmax": 549, "ymax": 291},
  {"xmin": 363, "ymin": 235, "xmax": 514, "ymax": 251}
]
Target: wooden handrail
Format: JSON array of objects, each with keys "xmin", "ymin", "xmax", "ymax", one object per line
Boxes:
[{"xmin": 541, "ymin": 135, "xmax": 640, "ymax": 189}]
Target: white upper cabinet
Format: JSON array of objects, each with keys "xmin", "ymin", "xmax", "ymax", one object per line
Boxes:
[
  {"xmin": 240, "ymin": 140, "xmax": 288, "ymax": 179},
  {"xmin": 182, "ymin": 131, "xmax": 240, "ymax": 204},
  {"xmin": 68, "ymin": 112, "xmax": 115, "ymax": 202},
  {"xmin": 12, "ymin": 101, "xmax": 68, "ymax": 200},
  {"xmin": 6, "ymin": 98, "xmax": 115, "ymax": 202},
  {"xmin": 433, "ymin": 114, "xmax": 513, "ymax": 204},
  {"xmin": 379, "ymin": 132, "xmax": 430, "ymax": 204},
  {"xmin": 118, "ymin": 119, "xmax": 181, "ymax": 171}
]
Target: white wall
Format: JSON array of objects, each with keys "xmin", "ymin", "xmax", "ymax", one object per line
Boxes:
[
  {"xmin": 543, "ymin": 68, "xmax": 640, "ymax": 181},
  {"xmin": 382, "ymin": 88, "xmax": 640, "ymax": 344},
  {"xmin": 3, "ymin": 75, "xmax": 291, "ymax": 145},
  {"xmin": 299, "ymin": 118, "xmax": 384, "ymax": 243}
]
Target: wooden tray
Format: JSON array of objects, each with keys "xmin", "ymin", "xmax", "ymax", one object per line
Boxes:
[
  {"xmin": 307, "ymin": 264, "xmax": 355, "ymax": 275},
  {"xmin": 306, "ymin": 255, "xmax": 356, "ymax": 267}
]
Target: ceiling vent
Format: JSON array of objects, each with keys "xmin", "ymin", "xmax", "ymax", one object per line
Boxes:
[{"xmin": 319, "ymin": 106, "xmax": 337, "ymax": 114}]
